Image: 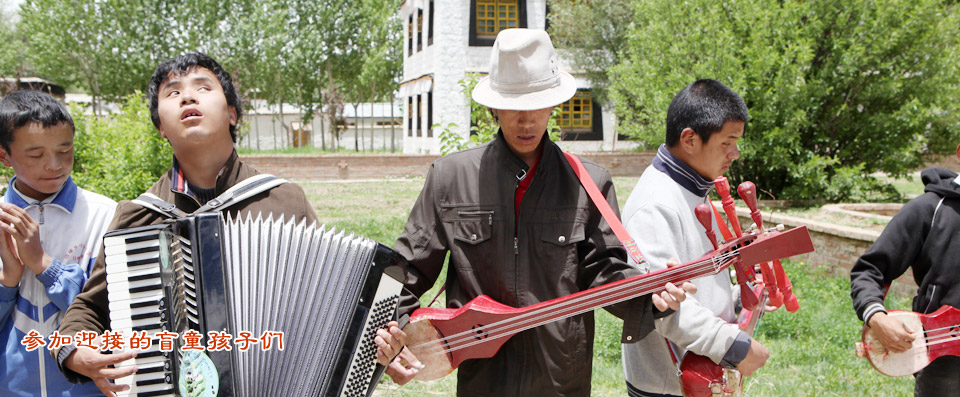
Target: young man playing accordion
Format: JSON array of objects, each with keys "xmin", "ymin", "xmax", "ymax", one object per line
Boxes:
[{"xmin": 51, "ymin": 53, "xmax": 327, "ymax": 396}]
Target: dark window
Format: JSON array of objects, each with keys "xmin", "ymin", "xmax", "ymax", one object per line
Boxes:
[
  {"xmin": 417, "ymin": 8, "xmax": 423, "ymax": 52},
  {"xmin": 407, "ymin": 14, "xmax": 414, "ymax": 56},
  {"xmin": 407, "ymin": 96, "xmax": 413, "ymax": 137},
  {"xmin": 428, "ymin": 1, "xmax": 435, "ymax": 46},
  {"xmin": 557, "ymin": 90, "xmax": 603, "ymax": 141},
  {"xmin": 469, "ymin": 0, "xmax": 527, "ymax": 46},
  {"xmin": 427, "ymin": 91, "xmax": 433, "ymax": 137},
  {"xmin": 416, "ymin": 94, "xmax": 423, "ymax": 137}
]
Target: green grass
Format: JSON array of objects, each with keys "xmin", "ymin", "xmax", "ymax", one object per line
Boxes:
[{"xmin": 299, "ymin": 177, "xmax": 916, "ymax": 396}]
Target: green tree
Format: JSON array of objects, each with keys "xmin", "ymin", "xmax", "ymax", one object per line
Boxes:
[
  {"xmin": 610, "ymin": 0, "xmax": 960, "ymax": 201},
  {"xmin": 547, "ymin": 0, "xmax": 633, "ymax": 103},
  {"xmin": 0, "ymin": 2, "xmax": 29, "ymax": 94},
  {"xmin": 71, "ymin": 92, "xmax": 173, "ymax": 201}
]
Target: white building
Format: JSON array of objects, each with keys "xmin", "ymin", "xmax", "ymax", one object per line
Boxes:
[
  {"xmin": 238, "ymin": 100, "xmax": 403, "ymax": 152},
  {"xmin": 398, "ymin": 0, "xmax": 635, "ymax": 154}
]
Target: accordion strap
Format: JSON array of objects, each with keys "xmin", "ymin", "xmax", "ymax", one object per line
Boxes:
[
  {"xmin": 194, "ymin": 174, "xmax": 288, "ymax": 214},
  {"xmin": 133, "ymin": 193, "xmax": 188, "ymax": 218},
  {"xmin": 133, "ymin": 174, "xmax": 289, "ymax": 218}
]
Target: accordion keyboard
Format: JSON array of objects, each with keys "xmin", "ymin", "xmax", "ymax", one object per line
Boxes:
[{"xmin": 104, "ymin": 226, "xmax": 177, "ymax": 396}]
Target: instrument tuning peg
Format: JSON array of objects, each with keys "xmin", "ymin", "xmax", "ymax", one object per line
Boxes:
[
  {"xmin": 737, "ymin": 181, "xmax": 763, "ymax": 232},
  {"xmin": 695, "ymin": 203, "xmax": 719, "ymax": 250},
  {"xmin": 714, "ymin": 176, "xmax": 743, "ymax": 237}
]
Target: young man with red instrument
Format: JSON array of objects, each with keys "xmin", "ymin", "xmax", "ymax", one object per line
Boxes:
[
  {"xmin": 374, "ymin": 29, "xmax": 694, "ymax": 396},
  {"xmin": 850, "ymin": 144, "xmax": 960, "ymax": 395},
  {"xmin": 620, "ymin": 80, "xmax": 771, "ymax": 397}
]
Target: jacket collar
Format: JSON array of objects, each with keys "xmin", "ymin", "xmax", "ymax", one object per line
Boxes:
[
  {"xmin": 4, "ymin": 175, "xmax": 77, "ymax": 212},
  {"xmin": 652, "ymin": 144, "xmax": 713, "ymax": 197},
  {"xmin": 491, "ymin": 130, "xmax": 557, "ymax": 180},
  {"xmin": 170, "ymin": 150, "xmax": 241, "ymax": 199}
]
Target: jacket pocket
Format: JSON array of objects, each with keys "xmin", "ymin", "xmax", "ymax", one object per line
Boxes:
[
  {"xmin": 539, "ymin": 221, "xmax": 586, "ymax": 247},
  {"xmin": 453, "ymin": 210, "xmax": 495, "ymax": 245}
]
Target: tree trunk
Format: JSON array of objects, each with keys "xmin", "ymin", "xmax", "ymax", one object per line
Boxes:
[
  {"xmin": 390, "ymin": 96, "xmax": 395, "ymax": 153},
  {"xmin": 353, "ymin": 103, "xmax": 360, "ymax": 151}
]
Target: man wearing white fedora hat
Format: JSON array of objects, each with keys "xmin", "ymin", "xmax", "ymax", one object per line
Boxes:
[{"xmin": 374, "ymin": 29, "xmax": 695, "ymax": 396}]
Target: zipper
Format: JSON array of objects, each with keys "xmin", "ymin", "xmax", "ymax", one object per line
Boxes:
[
  {"xmin": 38, "ymin": 203, "xmax": 45, "ymax": 224},
  {"xmin": 458, "ymin": 209, "xmax": 494, "ymax": 226},
  {"xmin": 923, "ymin": 285, "xmax": 938, "ymax": 313}
]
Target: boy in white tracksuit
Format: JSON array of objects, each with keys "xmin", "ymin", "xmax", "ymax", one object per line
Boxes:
[
  {"xmin": 621, "ymin": 80, "xmax": 770, "ymax": 397},
  {"xmin": 0, "ymin": 90, "xmax": 115, "ymax": 396}
]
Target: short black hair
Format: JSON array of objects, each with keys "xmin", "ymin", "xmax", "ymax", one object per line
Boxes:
[
  {"xmin": 147, "ymin": 52, "xmax": 242, "ymax": 142},
  {"xmin": 665, "ymin": 79, "xmax": 748, "ymax": 147},
  {"xmin": 0, "ymin": 90, "xmax": 74, "ymax": 152}
]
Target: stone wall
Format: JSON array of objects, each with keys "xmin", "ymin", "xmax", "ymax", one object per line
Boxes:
[
  {"xmin": 239, "ymin": 151, "xmax": 657, "ymax": 180},
  {"xmin": 727, "ymin": 207, "xmax": 916, "ymax": 291}
]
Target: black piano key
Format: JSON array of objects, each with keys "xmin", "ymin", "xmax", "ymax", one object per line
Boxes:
[
  {"xmin": 126, "ymin": 245, "xmax": 161, "ymax": 255},
  {"xmin": 125, "ymin": 234, "xmax": 159, "ymax": 244},
  {"xmin": 138, "ymin": 388, "xmax": 176, "ymax": 397},
  {"xmin": 137, "ymin": 350, "xmax": 164, "ymax": 359},
  {"xmin": 131, "ymin": 299, "xmax": 160, "ymax": 309},
  {"xmin": 128, "ymin": 257, "xmax": 160, "ymax": 267},
  {"xmin": 130, "ymin": 284, "xmax": 162, "ymax": 294},
  {"xmin": 136, "ymin": 365, "xmax": 166, "ymax": 375},
  {"xmin": 132, "ymin": 323, "xmax": 162, "ymax": 332},
  {"xmin": 131, "ymin": 312, "xmax": 159, "ymax": 321},
  {"xmin": 136, "ymin": 377, "xmax": 168, "ymax": 386},
  {"xmin": 128, "ymin": 272, "xmax": 160, "ymax": 282}
]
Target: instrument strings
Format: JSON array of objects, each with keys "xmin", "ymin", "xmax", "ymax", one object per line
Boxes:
[
  {"xmin": 918, "ymin": 323, "xmax": 960, "ymax": 349},
  {"xmin": 413, "ymin": 250, "xmax": 742, "ymax": 357}
]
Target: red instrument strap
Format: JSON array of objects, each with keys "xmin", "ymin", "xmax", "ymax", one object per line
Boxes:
[
  {"xmin": 708, "ymin": 197, "xmax": 734, "ymax": 241},
  {"xmin": 563, "ymin": 152, "xmax": 645, "ymax": 265}
]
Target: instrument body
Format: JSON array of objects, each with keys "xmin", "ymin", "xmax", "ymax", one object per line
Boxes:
[
  {"xmin": 404, "ymin": 226, "xmax": 814, "ymax": 381},
  {"xmin": 858, "ymin": 305, "xmax": 960, "ymax": 377},
  {"xmin": 104, "ymin": 213, "xmax": 405, "ymax": 396},
  {"xmin": 679, "ymin": 286, "xmax": 768, "ymax": 397}
]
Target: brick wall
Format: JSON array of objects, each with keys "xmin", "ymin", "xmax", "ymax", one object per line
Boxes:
[{"xmin": 240, "ymin": 151, "xmax": 657, "ymax": 180}]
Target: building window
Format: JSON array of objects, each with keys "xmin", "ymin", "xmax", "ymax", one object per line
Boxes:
[
  {"xmin": 417, "ymin": 8, "xmax": 424, "ymax": 52},
  {"xmin": 407, "ymin": 96, "xmax": 413, "ymax": 137},
  {"xmin": 427, "ymin": 91, "xmax": 433, "ymax": 137},
  {"xmin": 428, "ymin": 1, "xmax": 435, "ymax": 46},
  {"xmin": 407, "ymin": 14, "xmax": 414, "ymax": 56},
  {"xmin": 557, "ymin": 90, "xmax": 603, "ymax": 141},
  {"xmin": 469, "ymin": 0, "xmax": 526, "ymax": 46},
  {"xmin": 416, "ymin": 94, "xmax": 423, "ymax": 137}
]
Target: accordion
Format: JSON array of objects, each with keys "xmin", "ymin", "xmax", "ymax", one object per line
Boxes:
[{"xmin": 102, "ymin": 212, "xmax": 405, "ymax": 396}]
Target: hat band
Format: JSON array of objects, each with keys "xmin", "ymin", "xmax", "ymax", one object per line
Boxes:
[{"xmin": 489, "ymin": 72, "xmax": 562, "ymax": 94}]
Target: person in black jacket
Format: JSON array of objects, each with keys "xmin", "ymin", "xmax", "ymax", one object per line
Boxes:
[{"xmin": 850, "ymin": 144, "xmax": 960, "ymax": 395}]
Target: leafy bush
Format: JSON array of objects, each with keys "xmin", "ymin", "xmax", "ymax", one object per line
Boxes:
[
  {"xmin": 72, "ymin": 92, "xmax": 172, "ymax": 201},
  {"xmin": 609, "ymin": 0, "xmax": 960, "ymax": 201}
]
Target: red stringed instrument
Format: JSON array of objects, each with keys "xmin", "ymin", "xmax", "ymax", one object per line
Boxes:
[
  {"xmin": 679, "ymin": 179, "xmax": 803, "ymax": 397},
  {"xmin": 856, "ymin": 305, "xmax": 960, "ymax": 377},
  {"xmin": 402, "ymin": 191, "xmax": 815, "ymax": 380}
]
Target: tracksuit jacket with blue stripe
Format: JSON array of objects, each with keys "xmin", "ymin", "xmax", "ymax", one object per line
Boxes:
[{"xmin": 0, "ymin": 177, "xmax": 115, "ymax": 396}]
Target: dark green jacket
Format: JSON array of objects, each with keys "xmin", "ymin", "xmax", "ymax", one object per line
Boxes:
[{"xmin": 395, "ymin": 133, "xmax": 655, "ymax": 397}]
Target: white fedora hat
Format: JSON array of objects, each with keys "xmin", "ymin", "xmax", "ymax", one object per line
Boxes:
[{"xmin": 472, "ymin": 29, "xmax": 577, "ymax": 111}]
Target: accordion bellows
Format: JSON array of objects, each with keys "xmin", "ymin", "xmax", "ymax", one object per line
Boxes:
[{"xmin": 103, "ymin": 212, "xmax": 405, "ymax": 396}]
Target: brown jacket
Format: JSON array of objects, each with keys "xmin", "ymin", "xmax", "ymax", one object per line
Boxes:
[
  {"xmin": 396, "ymin": 133, "xmax": 655, "ymax": 396},
  {"xmin": 55, "ymin": 151, "xmax": 317, "ymax": 381}
]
